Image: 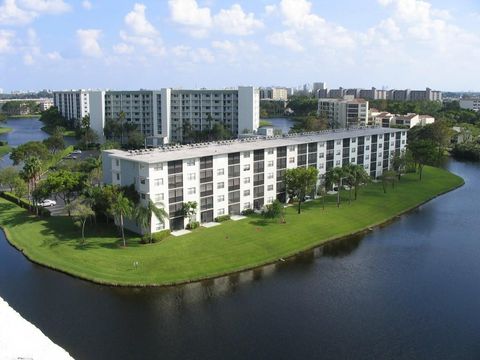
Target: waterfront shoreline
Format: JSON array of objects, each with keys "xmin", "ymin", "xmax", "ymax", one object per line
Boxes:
[{"xmin": 0, "ymin": 167, "xmax": 464, "ymax": 287}]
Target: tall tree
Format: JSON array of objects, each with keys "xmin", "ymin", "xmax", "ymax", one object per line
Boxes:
[
  {"xmin": 181, "ymin": 201, "xmax": 197, "ymax": 227},
  {"xmin": 135, "ymin": 200, "xmax": 168, "ymax": 243},
  {"xmin": 10, "ymin": 141, "xmax": 49, "ymax": 165},
  {"xmin": 325, "ymin": 167, "xmax": 345, "ymax": 207},
  {"xmin": 0, "ymin": 167, "xmax": 19, "ymax": 192},
  {"xmin": 262, "ymin": 200, "xmax": 285, "ymax": 223},
  {"xmin": 284, "ymin": 167, "xmax": 319, "ymax": 214},
  {"xmin": 110, "ymin": 193, "xmax": 133, "ymax": 247},
  {"xmin": 408, "ymin": 140, "xmax": 439, "ymax": 180},
  {"xmin": 45, "ymin": 170, "xmax": 87, "ymax": 214},
  {"xmin": 66, "ymin": 199, "xmax": 95, "ymax": 244},
  {"xmin": 21, "ymin": 156, "xmax": 42, "ymax": 211},
  {"xmin": 342, "ymin": 163, "xmax": 370, "ymax": 201}
]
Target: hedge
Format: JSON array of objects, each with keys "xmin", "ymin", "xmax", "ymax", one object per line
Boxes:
[
  {"xmin": 241, "ymin": 209, "xmax": 255, "ymax": 216},
  {"xmin": 0, "ymin": 191, "xmax": 51, "ymax": 217},
  {"xmin": 215, "ymin": 215, "xmax": 231, "ymax": 222},
  {"xmin": 186, "ymin": 221, "xmax": 200, "ymax": 230},
  {"xmin": 141, "ymin": 229, "xmax": 171, "ymax": 243}
]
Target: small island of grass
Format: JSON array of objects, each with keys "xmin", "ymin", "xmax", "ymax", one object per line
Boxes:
[
  {"xmin": 0, "ymin": 127, "xmax": 12, "ymax": 134},
  {"xmin": 0, "ymin": 166, "xmax": 464, "ymax": 286},
  {"xmin": 0, "ymin": 144, "xmax": 12, "ymax": 157}
]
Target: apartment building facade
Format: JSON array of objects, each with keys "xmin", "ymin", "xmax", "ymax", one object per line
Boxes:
[
  {"xmin": 259, "ymin": 87, "xmax": 289, "ymax": 101},
  {"xmin": 102, "ymin": 127, "xmax": 407, "ymax": 234},
  {"xmin": 318, "ymin": 96, "xmax": 369, "ymax": 128},
  {"xmin": 459, "ymin": 98, "xmax": 480, "ymax": 111},
  {"xmin": 317, "ymin": 87, "xmax": 442, "ymax": 102},
  {"xmin": 53, "ymin": 87, "xmax": 260, "ymax": 144}
]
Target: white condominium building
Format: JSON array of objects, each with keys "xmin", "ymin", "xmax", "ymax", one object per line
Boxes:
[
  {"xmin": 53, "ymin": 87, "xmax": 260, "ymax": 144},
  {"xmin": 259, "ymin": 87, "xmax": 289, "ymax": 101},
  {"xmin": 459, "ymin": 98, "xmax": 480, "ymax": 112},
  {"xmin": 318, "ymin": 96, "xmax": 369, "ymax": 128},
  {"xmin": 102, "ymin": 127, "xmax": 407, "ymax": 234}
]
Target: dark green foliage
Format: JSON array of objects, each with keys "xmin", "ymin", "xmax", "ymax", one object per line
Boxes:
[
  {"xmin": 186, "ymin": 221, "xmax": 200, "ymax": 230},
  {"xmin": 241, "ymin": 208, "xmax": 255, "ymax": 216},
  {"xmin": 10, "ymin": 141, "xmax": 49, "ymax": 165},
  {"xmin": 287, "ymin": 95, "xmax": 318, "ymax": 116},
  {"xmin": 143, "ymin": 229, "xmax": 171, "ymax": 243},
  {"xmin": 215, "ymin": 215, "xmax": 231, "ymax": 222},
  {"xmin": 1, "ymin": 100, "xmax": 39, "ymax": 115},
  {"xmin": 0, "ymin": 191, "xmax": 50, "ymax": 217}
]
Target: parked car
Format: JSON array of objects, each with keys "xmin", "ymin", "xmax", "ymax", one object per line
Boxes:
[
  {"xmin": 72, "ymin": 149, "xmax": 82, "ymax": 154},
  {"xmin": 39, "ymin": 199, "xmax": 57, "ymax": 207}
]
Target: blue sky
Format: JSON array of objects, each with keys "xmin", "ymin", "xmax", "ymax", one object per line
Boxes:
[{"xmin": 1, "ymin": 0, "xmax": 480, "ymax": 92}]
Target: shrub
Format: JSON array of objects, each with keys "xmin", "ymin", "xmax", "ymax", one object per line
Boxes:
[
  {"xmin": 186, "ymin": 221, "xmax": 200, "ymax": 230},
  {"xmin": 215, "ymin": 215, "xmax": 231, "ymax": 222},
  {"xmin": 0, "ymin": 140, "xmax": 7, "ymax": 146},
  {"xmin": 149, "ymin": 229, "xmax": 171, "ymax": 243},
  {"xmin": 241, "ymin": 209, "xmax": 255, "ymax": 216}
]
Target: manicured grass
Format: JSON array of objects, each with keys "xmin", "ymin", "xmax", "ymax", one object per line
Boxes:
[
  {"xmin": 0, "ymin": 166, "xmax": 464, "ymax": 286},
  {"xmin": 41, "ymin": 126, "xmax": 76, "ymax": 137},
  {"xmin": 0, "ymin": 126, "xmax": 12, "ymax": 134},
  {"xmin": 0, "ymin": 145, "xmax": 12, "ymax": 157},
  {"xmin": 259, "ymin": 120, "xmax": 272, "ymax": 127}
]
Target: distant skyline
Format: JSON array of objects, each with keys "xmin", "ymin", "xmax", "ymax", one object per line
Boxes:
[{"xmin": 1, "ymin": 0, "xmax": 480, "ymax": 92}]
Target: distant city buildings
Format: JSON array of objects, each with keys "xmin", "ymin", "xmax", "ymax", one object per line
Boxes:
[
  {"xmin": 316, "ymin": 86, "xmax": 442, "ymax": 102},
  {"xmin": 459, "ymin": 97, "xmax": 480, "ymax": 111},
  {"xmin": 54, "ymin": 87, "xmax": 260, "ymax": 145},
  {"xmin": 259, "ymin": 87, "xmax": 288, "ymax": 101},
  {"xmin": 318, "ymin": 96, "xmax": 369, "ymax": 128}
]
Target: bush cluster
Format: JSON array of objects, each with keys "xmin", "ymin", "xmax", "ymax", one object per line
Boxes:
[
  {"xmin": 0, "ymin": 140, "xmax": 8, "ymax": 146},
  {"xmin": 186, "ymin": 221, "xmax": 200, "ymax": 230},
  {"xmin": 241, "ymin": 209, "xmax": 255, "ymax": 216},
  {"xmin": 215, "ymin": 215, "xmax": 231, "ymax": 222}
]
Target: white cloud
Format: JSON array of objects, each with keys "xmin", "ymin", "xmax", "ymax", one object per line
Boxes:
[
  {"xmin": 115, "ymin": 3, "xmax": 164, "ymax": 57},
  {"xmin": 18, "ymin": 0, "xmax": 70, "ymax": 14},
  {"xmin": 76, "ymin": 29, "xmax": 102, "ymax": 57},
  {"xmin": 213, "ymin": 4, "xmax": 263, "ymax": 36},
  {"xmin": 264, "ymin": 4, "xmax": 277, "ymax": 16},
  {"xmin": 0, "ymin": 29, "xmax": 15, "ymax": 53},
  {"xmin": 125, "ymin": 3, "xmax": 157, "ymax": 36},
  {"xmin": 46, "ymin": 50, "xmax": 61, "ymax": 60},
  {"xmin": 0, "ymin": 0, "xmax": 69, "ymax": 26},
  {"xmin": 23, "ymin": 52, "xmax": 34, "ymax": 65},
  {"xmin": 168, "ymin": 0, "xmax": 211, "ymax": 37},
  {"xmin": 0, "ymin": 0, "xmax": 35, "ymax": 25},
  {"xmin": 82, "ymin": 0, "xmax": 92, "ymax": 10},
  {"xmin": 211, "ymin": 39, "xmax": 260, "ymax": 63},
  {"xmin": 171, "ymin": 45, "xmax": 214, "ymax": 64},
  {"xmin": 267, "ymin": 31, "xmax": 303, "ymax": 52}
]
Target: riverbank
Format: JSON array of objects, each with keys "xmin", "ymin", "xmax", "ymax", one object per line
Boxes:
[
  {"xmin": 41, "ymin": 125, "xmax": 76, "ymax": 138},
  {"xmin": 0, "ymin": 126, "xmax": 12, "ymax": 134},
  {"xmin": 0, "ymin": 166, "xmax": 463, "ymax": 286},
  {"xmin": 0, "ymin": 144, "xmax": 11, "ymax": 157}
]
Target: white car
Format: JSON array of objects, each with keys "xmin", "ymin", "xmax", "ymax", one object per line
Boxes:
[
  {"xmin": 40, "ymin": 199, "xmax": 57, "ymax": 207},
  {"xmin": 72, "ymin": 149, "xmax": 82, "ymax": 154}
]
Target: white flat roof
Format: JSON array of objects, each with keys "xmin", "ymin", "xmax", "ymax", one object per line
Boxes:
[{"xmin": 104, "ymin": 127, "xmax": 403, "ymax": 164}]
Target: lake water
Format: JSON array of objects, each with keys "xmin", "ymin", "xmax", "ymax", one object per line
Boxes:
[
  {"xmin": 265, "ymin": 117, "xmax": 294, "ymax": 133},
  {"xmin": 0, "ymin": 160, "xmax": 479, "ymax": 360},
  {"xmin": 0, "ymin": 117, "xmax": 76, "ymax": 168}
]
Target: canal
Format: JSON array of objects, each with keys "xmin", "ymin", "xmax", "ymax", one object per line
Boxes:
[
  {"xmin": 0, "ymin": 161, "xmax": 479, "ymax": 359},
  {"xmin": 0, "ymin": 117, "xmax": 76, "ymax": 168}
]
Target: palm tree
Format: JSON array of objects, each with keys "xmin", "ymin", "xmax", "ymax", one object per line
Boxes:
[
  {"xmin": 111, "ymin": 193, "xmax": 133, "ymax": 247},
  {"xmin": 181, "ymin": 201, "xmax": 197, "ymax": 227},
  {"xmin": 325, "ymin": 167, "xmax": 344, "ymax": 207},
  {"xmin": 135, "ymin": 199, "xmax": 168, "ymax": 243},
  {"xmin": 343, "ymin": 163, "xmax": 370, "ymax": 201},
  {"xmin": 22, "ymin": 156, "xmax": 42, "ymax": 212}
]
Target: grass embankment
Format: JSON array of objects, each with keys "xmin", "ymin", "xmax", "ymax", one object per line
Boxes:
[
  {"xmin": 0, "ymin": 127, "xmax": 12, "ymax": 134},
  {"xmin": 0, "ymin": 166, "xmax": 464, "ymax": 286},
  {"xmin": 0, "ymin": 145, "xmax": 12, "ymax": 157},
  {"xmin": 41, "ymin": 126, "xmax": 76, "ymax": 137}
]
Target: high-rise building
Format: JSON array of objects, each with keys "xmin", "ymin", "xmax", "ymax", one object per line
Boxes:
[
  {"xmin": 53, "ymin": 87, "xmax": 260, "ymax": 144},
  {"xmin": 318, "ymin": 96, "xmax": 369, "ymax": 128}
]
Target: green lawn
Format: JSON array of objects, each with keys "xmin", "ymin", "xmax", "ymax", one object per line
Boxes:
[
  {"xmin": 0, "ymin": 126, "xmax": 12, "ymax": 134},
  {"xmin": 0, "ymin": 166, "xmax": 464, "ymax": 286},
  {"xmin": 41, "ymin": 126, "xmax": 76, "ymax": 137},
  {"xmin": 0, "ymin": 145, "xmax": 12, "ymax": 157}
]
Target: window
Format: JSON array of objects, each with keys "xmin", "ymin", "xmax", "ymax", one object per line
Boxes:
[
  {"xmin": 217, "ymin": 168, "xmax": 224, "ymax": 176},
  {"xmin": 188, "ymin": 187, "xmax": 196, "ymax": 195},
  {"xmin": 336, "ymin": 150, "xmax": 341, "ymax": 156},
  {"xmin": 351, "ymin": 138, "xmax": 356, "ymax": 143},
  {"xmin": 352, "ymin": 148, "xmax": 356, "ymax": 153},
  {"xmin": 140, "ymin": 178, "xmax": 146, "ymax": 185},
  {"xmin": 154, "ymin": 193, "xmax": 164, "ymax": 202},
  {"xmin": 366, "ymin": 145, "xmax": 370, "ymax": 151},
  {"xmin": 141, "ymin": 193, "xmax": 146, "ymax": 200},
  {"xmin": 366, "ymin": 155, "xmax": 370, "ymax": 160},
  {"xmin": 217, "ymin": 182, "xmax": 224, "ymax": 189},
  {"xmin": 336, "ymin": 140, "xmax": 341, "ymax": 145},
  {"xmin": 217, "ymin": 208, "xmax": 225, "ymax": 216},
  {"xmin": 115, "ymin": 159, "xmax": 119, "ymax": 166},
  {"xmin": 364, "ymin": 165, "xmax": 369, "ymax": 170},
  {"xmin": 244, "ymin": 202, "xmax": 251, "ymax": 209},
  {"xmin": 319, "ymin": 142, "xmax": 325, "ymax": 148},
  {"xmin": 267, "ymin": 172, "xmax": 274, "ymax": 179},
  {"xmin": 154, "ymin": 163, "xmax": 162, "ymax": 171},
  {"xmin": 379, "ymin": 143, "xmax": 383, "ymax": 148},
  {"xmin": 289, "ymin": 157, "xmax": 295, "ymax": 163},
  {"xmin": 351, "ymin": 158, "xmax": 356, "ymax": 163},
  {"xmin": 243, "ymin": 164, "xmax": 251, "ymax": 171},
  {"xmin": 267, "ymin": 184, "xmax": 274, "ymax": 191},
  {"xmin": 319, "ymin": 163, "xmax": 324, "ymax": 169},
  {"xmin": 187, "ymin": 173, "xmax": 196, "ymax": 181},
  {"xmin": 335, "ymin": 160, "xmax": 341, "ymax": 166},
  {"xmin": 243, "ymin": 190, "xmax": 250, "ymax": 196},
  {"xmin": 244, "ymin": 177, "xmax": 251, "ymax": 184},
  {"xmin": 319, "ymin": 153, "xmax": 324, "ymax": 158},
  {"xmin": 243, "ymin": 152, "xmax": 250, "ymax": 158},
  {"xmin": 186, "ymin": 159, "xmax": 195, "ymax": 166},
  {"xmin": 116, "ymin": 173, "xmax": 120, "ymax": 181},
  {"xmin": 217, "ymin": 195, "xmax": 225, "ymax": 202},
  {"xmin": 155, "ymin": 222, "xmax": 165, "ymax": 231},
  {"xmin": 153, "ymin": 178, "xmax": 163, "ymax": 186},
  {"xmin": 267, "ymin": 148, "xmax": 274, "ymax": 155},
  {"xmin": 268, "ymin": 160, "xmax": 274, "ymax": 167}
]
